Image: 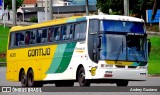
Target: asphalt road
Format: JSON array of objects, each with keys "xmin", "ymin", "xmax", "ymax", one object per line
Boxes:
[{"xmin": 0, "ymin": 67, "xmax": 160, "ymax": 95}]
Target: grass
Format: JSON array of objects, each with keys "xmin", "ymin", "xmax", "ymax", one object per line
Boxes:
[
  {"xmin": 0, "ymin": 25, "xmax": 10, "ymax": 62},
  {"xmin": 148, "ymin": 36, "xmax": 160, "ymax": 74}
]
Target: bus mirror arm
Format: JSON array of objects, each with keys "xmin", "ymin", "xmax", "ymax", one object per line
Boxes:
[{"xmin": 96, "ymin": 36, "xmax": 102, "ymax": 49}]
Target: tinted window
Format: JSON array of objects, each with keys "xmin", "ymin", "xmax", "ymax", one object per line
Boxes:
[
  {"xmin": 12, "ymin": 32, "xmax": 25, "ymax": 47},
  {"xmin": 29, "ymin": 30, "xmax": 36, "ymax": 44},
  {"xmin": 19, "ymin": 32, "xmax": 25, "ymax": 46},
  {"xmin": 36, "ymin": 29, "xmax": 42, "ymax": 43},
  {"xmin": 42, "ymin": 29, "xmax": 48, "ymax": 43},
  {"xmin": 61, "ymin": 25, "xmax": 67, "ymax": 40},
  {"xmin": 54, "ymin": 27, "xmax": 60, "ymax": 41},
  {"xmin": 25, "ymin": 31, "xmax": 30, "ymax": 45},
  {"xmin": 100, "ymin": 20, "xmax": 144, "ymax": 33},
  {"xmin": 48, "ymin": 27, "xmax": 54, "ymax": 42},
  {"xmin": 15, "ymin": 33, "xmax": 20, "ymax": 46},
  {"xmin": 66, "ymin": 24, "xmax": 74, "ymax": 40},
  {"xmin": 9, "ymin": 33, "xmax": 14, "ymax": 47},
  {"xmin": 74, "ymin": 22, "xmax": 87, "ymax": 40}
]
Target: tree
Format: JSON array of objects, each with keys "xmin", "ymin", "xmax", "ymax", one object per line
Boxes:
[
  {"xmin": 130, "ymin": 0, "xmax": 154, "ymax": 17},
  {"xmin": 152, "ymin": 0, "xmax": 160, "ymax": 20},
  {"xmin": 97, "ymin": 0, "xmax": 124, "ymax": 14},
  {"xmin": 97, "ymin": 0, "xmax": 154, "ymax": 16},
  {"xmin": 4, "ymin": 0, "xmax": 24, "ymax": 9}
]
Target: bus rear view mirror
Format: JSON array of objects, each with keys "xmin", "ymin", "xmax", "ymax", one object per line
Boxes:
[
  {"xmin": 147, "ymin": 39, "xmax": 151, "ymax": 56},
  {"xmin": 96, "ymin": 37, "xmax": 101, "ymax": 48}
]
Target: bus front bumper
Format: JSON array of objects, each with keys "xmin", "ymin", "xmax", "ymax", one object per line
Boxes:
[{"xmin": 87, "ymin": 68, "xmax": 148, "ymax": 81}]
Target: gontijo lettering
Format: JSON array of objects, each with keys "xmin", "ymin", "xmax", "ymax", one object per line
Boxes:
[{"xmin": 28, "ymin": 48, "xmax": 50, "ymax": 57}]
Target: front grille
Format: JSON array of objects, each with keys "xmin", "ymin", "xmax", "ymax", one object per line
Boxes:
[
  {"xmin": 128, "ymin": 66, "xmax": 137, "ymax": 68},
  {"xmin": 115, "ymin": 65, "xmax": 137, "ymax": 68},
  {"xmin": 115, "ymin": 65, "xmax": 125, "ymax": 68}
]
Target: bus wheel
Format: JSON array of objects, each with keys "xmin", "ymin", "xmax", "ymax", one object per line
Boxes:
[
  {"xmin": 78, "ymin": 67, "xmax": 90, "ymax": 87},
  {"xmin": 27, "ymin": 69, "xmax": 43, "ymax": 87},
  {"xmin": 55, "ymin": 81, "xmax": 74, "ymax": 87},
  {"xmin": 116, "ymin": 80, "xmax": 128, "ymax": 86},
  {"xmin": 20, "ymin": 70, "xmax": 28, "ymax": 87}
]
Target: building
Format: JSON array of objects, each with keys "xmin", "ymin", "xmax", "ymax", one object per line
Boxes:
[
  {"xmin": 69, "ymin": 0, "xmax": 97, "ymax": 5},
  {"xmin": 18, "ymin": 5, "xmax": 97, "ymax": 22},
  {"xmin": 19, "ymin": 0, "xmax": 97, "ymax": 23},
  {"xmin": 23, "ymin": 0, "xmax": 37, "ymax": 8},
  {"xmin": 23, "ymin": 0, "xmax": 97, "ymax": 7},
  {"xmin": 37, "ymin": 0, "xmax": 68, "ymax": 7},
  {"xmin": 36, "ymin": 0, "xmax": 97, "ymax": 7}
]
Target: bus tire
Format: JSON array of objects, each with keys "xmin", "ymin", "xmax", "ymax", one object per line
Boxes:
[
  {"xmin": 55, "ymin": 81, "xmax": 74, "ymax": 87},
  {"xmin": 20, "ymin": 70, "xmax": 28, "ymax": 87},
  {"xmin": 78, "ymin": 67, "xmax": 90, "ymax": 87},
  {"xmin": 27, "ymin": 69, "xmax": 43, "ymax": 87},
  {"xmin": 116, "ymin": 80, "xmax": 128, "ymax": 86}
]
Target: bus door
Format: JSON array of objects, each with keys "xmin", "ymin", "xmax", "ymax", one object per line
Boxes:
[{"xmin": 88, "ymin": 19, "xmax": 100, "ymax": 64}]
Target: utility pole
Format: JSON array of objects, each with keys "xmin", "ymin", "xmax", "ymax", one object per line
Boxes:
[
  {"xmin": 2, "ymin": 0, "xmax": 5, "ymax": 28},
  {"xmin": 85, "ymin": 0, "xmax": 89, "ymax": 16},
  {"xmin": 12, "ymin": 0, "xmax": 17, "ymax": 25},
  {"xmin": 124, "ymin": 0, "xmax": 129, "ymax": 16},
  {"xmin": 45, "ymin": 0, "xmax": 48, "ymax": 21},
  {"xmin": 48, "ymin": 0, "xmax": 53, "ymax": 20}
]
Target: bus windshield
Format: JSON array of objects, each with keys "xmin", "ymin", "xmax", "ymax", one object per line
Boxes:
[
  {"xmin": 100, "ymin": 20, "xmax": 145, "ymax": 33},
  {"xmin": 100, "ymin": 20, "xmax": 147, "ymax": 62}
]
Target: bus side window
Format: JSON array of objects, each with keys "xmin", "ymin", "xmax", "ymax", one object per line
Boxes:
[
  {"xmin": 61, "ymin": 25, "xmax": 67, "ymax": 40},
  {"xmin": 54, "ymin": 27, "xmax": 60, "ymax": 41},
  {"xmin": 74, "ymin": 22, "xmax": 86, "ymax": 40},
  {"xmin": 42, "ymin": 28, "xmax": 48, "ymax": 43},
  {"xmin": 19, "ymin": 32, "xmax": 25, "ymax": 46},
  {"xmin": 70, "ymin": 25, "xmax": 74, "ymax": 39},
  {"xmin": 66, "ymin": 24, "xmax": 74, "ymax": 40},
  {"xmin": 15, "ymin": 33, "xmax": 20, "ymax": 46},
  {"xmin": 25, "ymin": 31, "xmax": 30, "ymax": 45},
  {"xmin": 48, "ymin": 27, "xmax": 54, "ymax": 42},
  {"xmin": 10, "ymin": 33, "xmax": 15, "ymax": 48},
  {"xmin": 29, "ymin": 30, "xmax": 36, "ymax": 45},
  {"xmin": 36, "ymin": 29, "xmax": 42, "ymax": 43}
]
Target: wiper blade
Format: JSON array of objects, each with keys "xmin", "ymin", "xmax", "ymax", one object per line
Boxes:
[
  {"xmin": 115, "ymin": 39, "xmax": 124, "ymax": 62},
  {"xmin": 115, "ymin": 45, "xmax": 123, "ymax": 62}
]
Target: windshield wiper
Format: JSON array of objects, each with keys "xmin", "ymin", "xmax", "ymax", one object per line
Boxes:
[
  {"xmin": 115, "ymin": 39, "xmax": 124, "ymax": 63},
  {"xmin": 115, "ymin": 45, "xmax": 122, "ymax": 62}
]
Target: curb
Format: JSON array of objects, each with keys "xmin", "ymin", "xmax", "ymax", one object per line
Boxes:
[
  {"xmin": 148, "ymin": 74, "xmax": 160, "ymax": 77},
  {"xmin": 0, "ymin": 62, "xmax": 6, "ymax": 65},
  {"xmin": 147, "ymin": 31, "xmax": 160, "ymax": 36}
]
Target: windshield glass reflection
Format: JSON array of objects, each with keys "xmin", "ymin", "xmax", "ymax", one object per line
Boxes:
[{"xmin": 100, "ymin": 34, "xmax": 147, "ymax": 62}]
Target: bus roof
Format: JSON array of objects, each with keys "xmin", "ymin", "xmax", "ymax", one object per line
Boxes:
[
  {"xmin": 10, "ymin": 16, "xmax": 85, "ymax": 32},
  {"xmin": 10, "ymin": 15, "xmax": 144, "ymax": 32},
  {"xmin": 87, "ymin": 15, "xmax": 144, "ymax": 22}
]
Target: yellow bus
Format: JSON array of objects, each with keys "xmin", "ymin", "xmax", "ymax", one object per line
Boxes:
[{"xmin": 7, "ymin": 15, "xmax": 149, "ymax": 87}]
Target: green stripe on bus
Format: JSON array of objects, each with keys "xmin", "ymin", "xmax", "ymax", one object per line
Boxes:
[
  {"xmin": 55, "ymin": 42, "xmax": 77, "ymax": 73},
  {"xmin": 46, "ymin": 44, "xmax": 67, "ymax": 74},
  {"xmin": 131, "ymin": 62, "xmax": 146, "ymax": 66}
]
